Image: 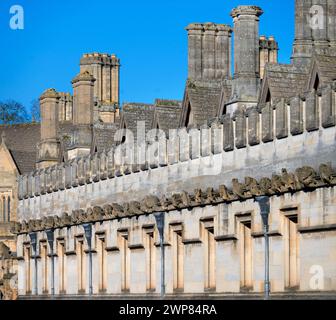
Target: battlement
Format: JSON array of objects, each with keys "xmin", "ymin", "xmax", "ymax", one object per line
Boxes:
[
  {"xmin": 80, "ymin": 53, "xmax": 120, "ymax": 66},
  {"xmin": 18, "ymin": 81, "xmax": 336, "ymax": 208}
]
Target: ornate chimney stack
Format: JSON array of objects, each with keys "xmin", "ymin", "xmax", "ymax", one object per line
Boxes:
[
  {"xmin": 186, "ymin": 23, "xmax": 232, "ymax": 81},
  {"xmin": 259, "ymin": 35, "xmax": 279, "ymax": 79},
  {"xmin": 292, "ymin": 0, "xmax": 314, "ymax": 64},
  {"xmin": 229, "ymin": 5, "xmax": 263, "ymax": 110},
  {"xmin": 327, "ymin": 0, "xmax": 336, "ymax": 51},
  {"xmin": 311, "ymin": 0, "xmax": 329, "ymax": 54},
  {"xmin": 80, "ymin": 53, "xmax": 120, "ymax": 105},
  {"xmin": 186, "ymin": 23, "xmax": 204, "ymax": 80},
  {"xmin": 111, "ymin": 54, "xmax": 120, "ymax": 105},
  {"xmin": 72, "ymin": 71, "xmax": 96, "ymax": 125},
  {"xmin": 67, "ymin": 71, "xmax": 96, "ymax": 160},
  {"xmin": 36, "ymin": 88, "xmax": 61, "ymax": 169}
]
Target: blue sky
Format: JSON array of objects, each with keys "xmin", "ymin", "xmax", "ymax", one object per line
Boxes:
[{"xmin": 0, "ymin": 0, "xmax": 295, "ymax": 110}]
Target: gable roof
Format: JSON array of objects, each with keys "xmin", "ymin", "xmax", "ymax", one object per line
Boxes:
[
  {"xmin": 180, "ymin": 80, "xmax": 222, "ymax": 127},
  {"xmin": 152, "ymin": 100, "xmax": 182, "ymax": 136},
  {"xmin": 0, "ymin": 123, "xmax": 40, "ymax": 174},
  {"xmin": 259, "ymin": 63, "xmax": 309, "ymax": 103},
  {"xmin": 119, "ymin": 103, "xmax": 156, "ymax": 144},
  {"xmin": 218, "ymin": 80, "xmax": 233, "ymax": 116},
  {"xmin": 93, "ymin": 121, "xmax": 121, "ymax": 152},
  {"xmin": 306, "ymin": 55, "xmax": 336, "ymax": 91}
]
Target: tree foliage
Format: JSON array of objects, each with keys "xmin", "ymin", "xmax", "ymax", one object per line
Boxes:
[
  {"xmin": 30, "ymin": 99, "xmax": 40, "ymax": 122},
  {"xmin": 0, "ymin": 100, "xmax": 29, "ymax": 125}
]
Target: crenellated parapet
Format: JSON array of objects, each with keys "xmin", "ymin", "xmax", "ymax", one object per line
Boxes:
[{"xmin": 19, "ymin": 81, "xmax": 336, "ymax": 201}]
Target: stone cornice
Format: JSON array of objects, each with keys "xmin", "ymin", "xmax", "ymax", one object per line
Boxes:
[
  {"xmin": 12, "ymin": 163, "xmax": 336, "ymax": 235},
  {"xmin": 231, "ymin": 5, "xmax": 263, "ymax": 18},
  {"xmin": 71, "ymin": 71, "xmax": 96, "ymax": 84},
  {"xmin": 40, "ymin": 88, "xmax": 59, "ymax": 101}
]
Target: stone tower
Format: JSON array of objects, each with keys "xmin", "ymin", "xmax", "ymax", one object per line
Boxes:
[
  {"xmin": 227, "ymin": 5, "xmax": 263, "ymax": 114},
  {"xmin": 36, "ymin": 89, "xmax": 61, "ymax": 169}
]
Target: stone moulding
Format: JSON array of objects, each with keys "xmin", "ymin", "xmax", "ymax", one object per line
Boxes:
[
  {"xmin": 17, "ymin": 82, "xmax": 336, "ymax": 201},
  {"xmin": 12, "ymin": 163, "xmax": 336, "ymax": 235}
]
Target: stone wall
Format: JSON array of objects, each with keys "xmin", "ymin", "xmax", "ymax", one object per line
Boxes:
[
  {"xmin": 15, "ymin": 186, "xmax": 336, "ymax": 298},
  {"xmin": 18, "ymin": 83, "xmax": 336, "ymax": 220}
]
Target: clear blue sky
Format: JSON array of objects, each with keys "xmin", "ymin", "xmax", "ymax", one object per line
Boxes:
[{"xmin": 0, "ymin": 0, "xmax": 295, "ymax": 110}]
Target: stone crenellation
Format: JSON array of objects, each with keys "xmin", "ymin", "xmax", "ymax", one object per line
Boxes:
[{"xmin": 18, "ymin": 81, "xmax": 336, "ymax": 200}]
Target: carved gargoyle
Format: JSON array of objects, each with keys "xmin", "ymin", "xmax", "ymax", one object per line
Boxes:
[
  {"xmin": 10, "ymin": 221, "xmax": 22, "ymax": 234},
  {"xmin": 270, "ymin": 174, "xmax": 287, "ymax": 193},
  {"xmin": 28, "ymin": 219, "xmax": 41, "ymax": 232},
  {"xmin": 258, "ymin": 177, "xmax": 274, "ymax": 195},
  {"xmin": 219, "ymin": 185, "xmax": 235, "ymax": 201},
  {"xmin": 41, "ymin": 216, "xmax": 54, "ymax": 230},
  {"xmin": 90, "ymin": 206, "xmax": 105, "ymax": 221},
  {"xmin": 128, "ymin": 201, "xmax": 143, "ymax": 215},
  {"xmin": 53, "ymin": 215, "xmax": 62, "ymax": 228},
  {"xmin": 72, "ymin": 209, "xmax": 86, "ymax": 224},
  {"xmin": 21, "ymin": 220, "xmax": 29, "ymax": 233},
  {"xmin": 61, "ymin": 212, "xmax": 72, "ymax": 226},
  {"xmin": 193, "ymin": 189, "xmax": 206, "ymax": 205},
  {"xmin": 180, "ymin": 191, "xmax": 192, "ymax": 207},
  {"xmin": 160, "ymin": 196, "xmax": 174, "ymax": 211},
  {"xmin": 281, "ymin": 169, "xmax": 301, "ymax": 191},
  {"xmin": 319, "ymin": 164, "xmax": 336, "ymax": 185},
  {"xmin": 245, "ymin": 177, "xmax": 262, "ymax": 196},
  {"xmin": 171, "ymin": 194, "xmax": 184, "ymax": 209},
  {"xmin": 103, "ymin": 204, "xmax": 115, "ymax": 219},
  {"xmin": 141, "ymin": 195, "xmax": 161, "ymax": 213},
  {"xmin": 205, "ymin": 187, "xmax": 221, "ymax": 204},
  {"xmin": 295, "ymin": 166, "xmax": 321, "ymax": 188},
  {"xmin": 232, "ymin": 179, "xmax": 251, "ymax": 199},
  {"xmin": 111, "ymin": 203, "xmax": 125, "ymax": 217}
]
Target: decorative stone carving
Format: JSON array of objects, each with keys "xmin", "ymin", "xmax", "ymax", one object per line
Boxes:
[
  {"xmin": 141, "ymin": 195, "xmax": 161, "ymax": 213},
  {"xmin": 244, "ymin": 177, "xmax": 263, "ymax": 196},
  {"xmin": 41, "ymin": 216, "xmax": 54, "ymax": 230},
  {"xmin": 319, "ymin": 164, "xmax": 336, "ymax": 184},
  {"xmin": 10, "ymin": 222, "xmax": 22, "ymax": 234},
  {"xmin": 16, "ymin": 164, "xmax": 336, "ymax": 234},
  {"xmin": 111, "ymin": 203, "xmax": 124, "ymax": 217},
  {"xmin": 295, "ymin": 166, "xmax": 321, "ymax": 188},
  {"xmin": 232, "ymin": 178, "xmax": 251, "ymax": 199},
  {"xmin": 61, "ymin": 213, "xmax": 72, "ymax": 226}
]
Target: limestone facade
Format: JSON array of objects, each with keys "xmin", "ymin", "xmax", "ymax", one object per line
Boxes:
[{"xmin": 2, "ymin": 0, "xmax": 336, "ymax": 299}]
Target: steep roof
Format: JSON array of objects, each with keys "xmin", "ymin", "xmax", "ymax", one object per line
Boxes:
[
  {"xmin": 152, "ymin": 100, "xmax": 182, "ymax": 136},
  {"xmin": 306, "ymin": 55, "xmax": 336, "ymax": 91},
  {"xmin": 218, "ymin": 80, "xmax": 233, "ymax": 116},
  {"xmin": 180, "ymin": 80, "xmax": 222, "ymax": 127},
  {"xmin": 0, "ymin": 123, "xmax": 40, "ymax": 174},
  {"xmin": 119, "ymin": 103, "xmax": 156, "ymax": 144},
  {"xmin": 259, "ymin": 63, "xmax": 309, "ymax": 103},
  {"xmin": 93, "ymin": 121, "xmax": 121, "ymax": 152}
]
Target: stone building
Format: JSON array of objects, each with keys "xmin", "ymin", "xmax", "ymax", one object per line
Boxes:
[{"xmin": 1, "ymin": 0, "xmax": 336, "ymax": 299}]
